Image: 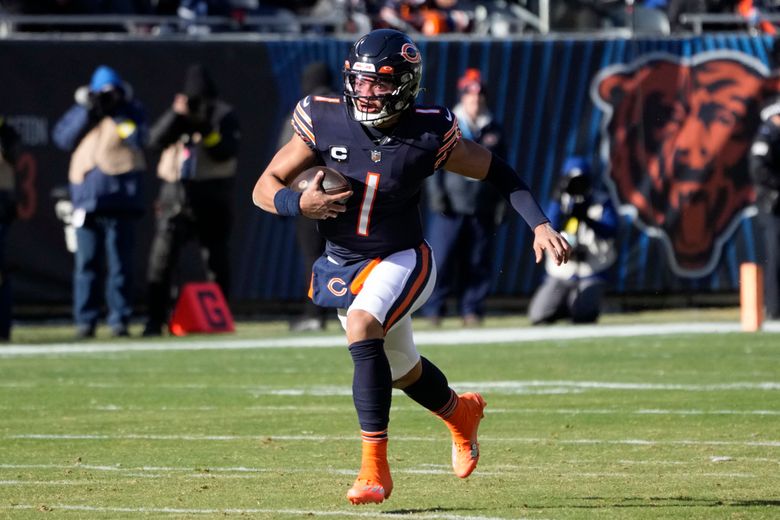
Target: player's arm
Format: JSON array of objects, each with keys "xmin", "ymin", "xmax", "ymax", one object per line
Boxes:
[
  {"xmin": 252, "ymin": 134, "xmax": 350, "ymax": 219},
  {"xmin": 445, "ymin": 138, "xmax": 571, "ymax": 265}
]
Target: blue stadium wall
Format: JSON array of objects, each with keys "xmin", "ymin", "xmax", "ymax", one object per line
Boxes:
[{"xmin": 0, "ymin": 34, "xmax": 773, "ymax": 306}]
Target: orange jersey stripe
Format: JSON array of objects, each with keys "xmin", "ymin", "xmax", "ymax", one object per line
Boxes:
[
  {"xmin": 443, "ymin": 118, "xmax": 459, "ymax": 140},
  {"xmin": 434, "ymin": 138, "xmax": 460, "ymax": 169},
  {"xmin": 436, "ymin": 133, "xmax": 459, "ymax": 159},
  {"xmin": 292, "ymin": 112, "xmax": 316, "ymax": 145},
  {"xmin": 350, "ymin": 257, "xmax": 382, "ymax": 295},
  {"xmin": 295, "ymin": 103, "xmax": 312, "ymax": 125}
]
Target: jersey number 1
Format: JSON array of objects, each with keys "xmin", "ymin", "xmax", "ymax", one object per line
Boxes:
[{"xmin": 357, "ymin": 172, "xmax": 380, "ymax": 236}]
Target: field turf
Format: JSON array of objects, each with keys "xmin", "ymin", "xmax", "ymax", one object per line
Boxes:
[{"xmin": 0, "ymin": 311, "xmax": 778, "ymax": 519}]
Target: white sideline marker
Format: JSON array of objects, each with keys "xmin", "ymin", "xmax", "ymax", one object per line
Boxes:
[{"xmin": 2, "ymin": 322, "xmax": 779, "ymax": 357}]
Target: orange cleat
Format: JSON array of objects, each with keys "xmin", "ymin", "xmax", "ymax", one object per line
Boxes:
[
  {"xmin": 346, "ymin": 436, "xmax": 393, "ymax": 505},
  {"xmin": 347, "ymin": 477, "xmax": 391, "ymax": 505},
  {"xmin": 444, "ymin": 392, "xmax": 486, "ymax": 478}
]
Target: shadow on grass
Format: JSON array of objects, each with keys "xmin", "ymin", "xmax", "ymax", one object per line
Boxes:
[
  {"xmin": 384, "ymin": 507, "xmax": 483, "ymax": 515},
  {"xmin": 540, "ymin": 496, "xmax": 780, "ymax": 509}
]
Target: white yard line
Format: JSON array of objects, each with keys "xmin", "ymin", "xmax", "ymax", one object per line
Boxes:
[
  {"xmin": 2, "ymin": 504, "xmax": 520, "ymax": 520},
  {"xmin": 0, "ymin": 480, "xmax": 86, "ymax": 485},
  {"xmin": 0, "ymin": 464, "xmax": 780, "ymax": 476},
  {"xmin": 488, "ymin": 408, "xmax": 780, "ymax": 415},
  {"xmin": 7, "ymin": 433, "xmax": 780, "ymax": 447},
  {"xmin": 2, "ymin": 322, "xmax": 779, "ymax": 357},
  {"xmin": 4, "ymin": 404, "xmax": 777, "ymax": 415},
  {"xmin": 3, "ymin": 380, "xmax": 776, "ymax": 395},
  {"xmin": 0, "ymin": 463, "xmax": 501, "ymax": 477}
]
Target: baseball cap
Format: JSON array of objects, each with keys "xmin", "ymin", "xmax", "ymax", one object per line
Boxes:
[
  {"xmin": 457, "ymin": 68, "xmax": 484, "ymax": 95},
  {"xmin": 89, "ymin": 65, "xmax": 123, "ymax": 93}
]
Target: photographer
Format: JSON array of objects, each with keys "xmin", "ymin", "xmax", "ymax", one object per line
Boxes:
[
  {"xmin": 52, "ymin": 66, "xmax": 147, "ymax": 339},
  {"xmin": 748, "ymin": 97, "xmax": 780, "ymax": 320},
  {"xmin": 142, "ymin": 64, "xmax": 240, "ymax": 336},
  {"xmin": 528, "ymin": 156, "xmax": 618, "ymax": 324},
  {"xmin": 0, "ymin": 116, "xmax": 20, "ymax": 340}
]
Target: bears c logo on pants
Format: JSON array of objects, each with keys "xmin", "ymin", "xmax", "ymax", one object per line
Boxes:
[{"xmin": 328, "ymin": 277, "xmax": 348, "ymax": 296}]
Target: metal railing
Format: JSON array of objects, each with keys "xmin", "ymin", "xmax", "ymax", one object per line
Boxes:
[
  {"xmin": 0, "ymin": 3, "xmax": 551, "ymax": 38},
  {"xmin": 679, "ymin": 12, "xmax": 780, "ymax": 34},
  {"xmin": 0, "ymin": 13, "xmax": 348, "ymax": 37}
]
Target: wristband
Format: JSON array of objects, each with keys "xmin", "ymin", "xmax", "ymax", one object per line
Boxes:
[{"xmin": 273, "ymin": 187, "xmax": 302, "ymax": 217}]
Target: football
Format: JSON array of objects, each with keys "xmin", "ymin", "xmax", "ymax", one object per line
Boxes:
[{"xmin": 290, "ymin": 166, "xmax": 351, "ymax": 200}]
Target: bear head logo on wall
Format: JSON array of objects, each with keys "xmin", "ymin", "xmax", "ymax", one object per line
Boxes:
[{"xmin": 592, "ymin": 50, "xmax": 780, "ymax": 276}]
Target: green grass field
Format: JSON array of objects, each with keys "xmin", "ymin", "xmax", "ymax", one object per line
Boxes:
[{"xmin": 1, "ymin": 314, "xmax": 778, "ymax": 519}]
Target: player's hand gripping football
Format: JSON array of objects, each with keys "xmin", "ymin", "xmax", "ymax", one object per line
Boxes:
[
  {"xmin": 533, "ymin": 222, "xmax": 572, "ymax": 266},
  {"xmin": 299, "ymin": 171, "xmax": 353, "ymax": 220}
]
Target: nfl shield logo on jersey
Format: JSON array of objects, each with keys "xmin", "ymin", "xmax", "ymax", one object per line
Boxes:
[{"xmin": 370, "ymin": 150, "xmax": 382, "ymax": 163}]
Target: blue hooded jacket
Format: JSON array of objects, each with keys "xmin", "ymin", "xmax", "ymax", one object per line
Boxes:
[{"xmin": 52, "ymin": 66, "xmax": 146, "ymax": 215}]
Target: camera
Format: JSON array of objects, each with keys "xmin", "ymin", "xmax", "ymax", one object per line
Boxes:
[
  {"xmin": 562, "ymin": 173, "xmax": 591, "ymax": 197},
  {"xmin": 89, "ymin": 88, "xmax": 123, "ymax": 117}
]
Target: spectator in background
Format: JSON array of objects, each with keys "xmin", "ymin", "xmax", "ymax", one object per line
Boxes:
[
  {"xmin": 0, "ymin": 116, "xmax": 19, "ymax": 341},
  {"xmin": 379, "ymin": 0, "xmax": 471, "ymax": 34},
  {"xmin": 143, "ymin": 64, "xmax": 240, "ymax": 336},
  {"xmin": 528, "ymin": 157, "xmax": 618, "ymax": 325},
  {"xmin": 421, "ymin": 68, "xmax": 505, "ymax": 327},
  {"xmin": 736, "ymin": 0, "xmax": 777, "ymax": 34},
  {"xmin": 304, "ymin": 0, "xmax": 379, "ymax": 34},
  {"xmin": 278, "ymin": 62, "xmax": 335, "ymax": 332},
  {"xmin": 53, "ymin": 66, "xmax": 147, "ymax": 338},
  {"xmin": 748, "ymin": 96, "xmax": 780, "ymax": 320},
  {"xmin": 177, "ymin": 0, "xmax": 230, "ymax": 28}
]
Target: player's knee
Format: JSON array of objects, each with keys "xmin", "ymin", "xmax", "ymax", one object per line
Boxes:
[
  {"xmin": 346, "ymin": 309, "xmax": 383, "ymax": 343},
  {"xmin": 392, "ymin": 359, "xmax": 422, "ymax": 389}
]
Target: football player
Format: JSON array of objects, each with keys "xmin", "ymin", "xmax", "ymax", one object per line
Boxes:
[{"xmin": 253, "ymin": 29, "xmax": 571, "ymax": 505}]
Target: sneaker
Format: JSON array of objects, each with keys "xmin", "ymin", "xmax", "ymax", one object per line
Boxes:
[
  {"xmin": 111, "ymin": 326, "xmax": 130, "ymax": 338},
  {"xmin": 462, "ymin": 314, "xmax": 482, "ymax": 327},
  {"xmin": 289, "ymin": 317, "xmax": 325, "ymax": 332},
  {"xmin": 75, "ymin": 325, "xmax": 95, "ymax": 339},
  {"xmin": 446, "ymin": 392, "xmax": 486, "ymax": 478},
  {"xmin": 142, "ymin": 321, "xmax": 163, "ymax": 337}
]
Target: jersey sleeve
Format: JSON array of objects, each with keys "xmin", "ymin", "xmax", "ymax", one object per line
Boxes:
[
  {"xmin": 433, "ymin": 108, "xmax": 461, "ymax": 170},
  {"xmin": 291, "ymin": 96, "xmax": 316, "ymax": 150}
]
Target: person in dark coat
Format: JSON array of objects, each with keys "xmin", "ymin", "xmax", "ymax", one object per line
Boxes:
[
  {"xmin": 278, "ymin": 62, "xmax": 336, "ymax": 332},
  {"xmin": 142, "ymin": 64, "xmax": 240, "ymax": 336},
  {"xmin": 421, "ymin": 68, "xmax": 506, "ymax": 326},
  {"xmin": 0, "ymin": 116, "xmax": 20, "ymax": 340},
  {"xmin": 749, "ymin": 97, "xmax": 780, "ymax": 320}
]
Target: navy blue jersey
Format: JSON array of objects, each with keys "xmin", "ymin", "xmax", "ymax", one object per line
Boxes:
[{"xmin": 292, "ymin": 95, "xmax": 461, "ymax": 260}]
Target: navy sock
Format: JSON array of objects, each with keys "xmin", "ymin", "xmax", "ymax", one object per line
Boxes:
[
  {"xmin": 403, "ymin": 356, "xmax": 455, "ymax": 415},
  {"xmin": 348, "ymin": 338, "xmax": 392, "ymax": 435}
]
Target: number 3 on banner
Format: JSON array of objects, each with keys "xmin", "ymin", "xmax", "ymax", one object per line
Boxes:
[{"xmin": 357, "ymin": 172, "xmax": 380, "ymax": 237}]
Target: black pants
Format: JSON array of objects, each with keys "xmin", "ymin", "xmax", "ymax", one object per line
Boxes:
[{"xmin": 146, "ymin": 179, "xmax": 233, "ymax": 326}]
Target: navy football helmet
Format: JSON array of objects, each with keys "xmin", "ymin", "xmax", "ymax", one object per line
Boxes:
[{"xmin": 343, "ymin": 29, "xmax": 423, "ymax": 127}]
